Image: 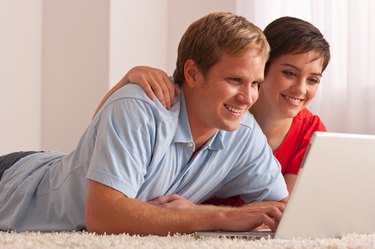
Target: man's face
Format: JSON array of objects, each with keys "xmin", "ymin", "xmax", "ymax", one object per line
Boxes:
[{"xmin": 184, "ymin": 49, "xmax": 266, "ymax": 136}]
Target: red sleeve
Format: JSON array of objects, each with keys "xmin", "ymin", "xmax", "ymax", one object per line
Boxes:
[{"xmin": 274, "ymin": 109, "xmax": 327, "ymax": 175}]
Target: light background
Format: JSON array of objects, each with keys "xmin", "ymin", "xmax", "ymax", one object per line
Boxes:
[{"xmin": 1, "ymin": 0, "xmax": 374, "ymax": 154}]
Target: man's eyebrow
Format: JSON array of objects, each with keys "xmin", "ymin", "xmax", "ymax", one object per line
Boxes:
[{"xmin": 281, "ymin": 63, "xmax": 322, "ymax": 77}]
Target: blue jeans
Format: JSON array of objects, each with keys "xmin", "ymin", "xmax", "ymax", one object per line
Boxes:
[{"xmin": 0, "ymin": 151, "xmax": 40, "ymax": 180}]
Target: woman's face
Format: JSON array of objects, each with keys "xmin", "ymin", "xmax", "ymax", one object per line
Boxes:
[{"xmin": 259, "ymin": 51, "xmax": 324, "ymax": 118}]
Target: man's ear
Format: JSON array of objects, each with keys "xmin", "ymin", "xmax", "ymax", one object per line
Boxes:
[{"xmin": 184, "ymin": 59, "xmax": 199, "ymax": 88}]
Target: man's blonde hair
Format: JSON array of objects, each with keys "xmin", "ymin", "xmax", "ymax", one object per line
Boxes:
[{"xmin": 173, "ymin": 12, "xmax": 270, "ymax": 84}]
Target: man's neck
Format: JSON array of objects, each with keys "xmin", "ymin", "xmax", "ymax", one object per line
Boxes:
[
  {"xmin": 182, "ymin": 88, "xmax": 217, "ymax": 151},
  {"xmin": 187, "ymin": 107, "xmax": 217, "ymax": 150},
  {"xmin": 250, "ymin": 102, "xmax": 292, "ymax": 151}
]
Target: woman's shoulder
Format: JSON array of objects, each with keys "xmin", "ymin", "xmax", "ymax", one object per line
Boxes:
[
  {"xmin": 292, "ymin": 108, "xmax": 327, "ymax": 139},
  {"xmin": 294, "ymin": 108, "xmax": 317, "ymax": 120},
  {"xmin": 294, "ymin": 108, "xmax": 326, "ymax": 129}
]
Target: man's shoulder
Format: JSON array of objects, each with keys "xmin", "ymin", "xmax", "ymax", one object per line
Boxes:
[
  {"xmin": 101, "ymin": 84, "xmax": 180, "ymax": 117},
  {"xmin": 112, "ymin": 83, "xmax": 154, "ymax": 103},
  {"xmin": 221, "ymin": 112, "xmax": 260, "ymax": 142},
  {"xmin": 238, "ymin": 111, "xmax": 256, "ymax": 129}
]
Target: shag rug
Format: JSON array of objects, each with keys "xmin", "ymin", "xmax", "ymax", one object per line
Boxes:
[{"xmin": 1, "ymin": 232, "xmax": 375, "ymax": 249}]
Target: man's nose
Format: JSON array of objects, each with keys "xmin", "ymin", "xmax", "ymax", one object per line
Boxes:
[{"xmin": 238, "ymin": 84, "xmax": 257, "ymax": 106}]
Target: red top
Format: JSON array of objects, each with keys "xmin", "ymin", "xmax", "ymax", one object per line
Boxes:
[
  {"xmin": 204, "ymin": 108, "xmax": 326, "ymax": 206},
  {"xmin": 274, "ymin": 108, "xmax": 327, "ymax": 175}
]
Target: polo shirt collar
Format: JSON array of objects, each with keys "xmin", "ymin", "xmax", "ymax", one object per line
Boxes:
[{"xmin": 173, "ymin": 91, "xmax": 224, "ymax": 151}]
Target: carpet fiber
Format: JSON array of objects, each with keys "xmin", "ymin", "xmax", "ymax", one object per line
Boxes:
[{"xmin": 1, "ymin": 232, "xmax": 375, "ymax": 249}]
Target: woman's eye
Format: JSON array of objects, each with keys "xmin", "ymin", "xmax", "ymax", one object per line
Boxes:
[
  {"xmin": 308, "ymin": 78, "xmax": 320, "ymax": 85},
  {"xmin": 283, "ymin": 71, "xmax": 296, "ymax": 77}
]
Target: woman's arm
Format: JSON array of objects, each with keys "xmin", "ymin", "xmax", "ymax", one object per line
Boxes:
[
  {"xmin": 284, "ymin": 174, "xmax": 297, "ymax": 194},
  {"xmin": 93, "ymin": 66, "xmax": 180, "ymax": 117}
]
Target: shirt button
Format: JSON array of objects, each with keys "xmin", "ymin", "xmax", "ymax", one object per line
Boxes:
[{"xmin": 188, "ymin": 142, "xmax": 194, "ymax": 148}]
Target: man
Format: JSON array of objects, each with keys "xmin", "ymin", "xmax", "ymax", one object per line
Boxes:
[{"xmin": 0, "ymin": 12, "xmax": 288, "ymax": 235}]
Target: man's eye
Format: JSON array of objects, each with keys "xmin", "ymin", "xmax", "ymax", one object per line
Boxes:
[
  {"xmin": 252, "ymin": 81, "xmax": 262, "ymax": 88},
  {"xmin": 228, "ymin": 78, "xmax": 242, "ymax": 85}
]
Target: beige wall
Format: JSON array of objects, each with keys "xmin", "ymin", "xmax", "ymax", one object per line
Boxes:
[
  {"xmin": 41, "ymin": 0, "xmax": 110, "ymax": 152},
  {"xmin": 0, "ymin": 0, "xmax": 42, "ymax": 154},
  {"xmin": 0, "ymin": 0, "xmax": 237, "ymax": 154}
]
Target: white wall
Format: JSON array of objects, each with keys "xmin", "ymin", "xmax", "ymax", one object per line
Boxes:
[
  {"xmin": 110, "ymin": 0, "xmax": 236, "ymax": 84},
  {"xmin": 109, "ymin": 0, "xmax": 169, "ymax": 87},
  {"xmin": 167, "ymin": 0, "xmax": 236, "ymax": 74},
  {"xmin": 0, "ymin": 0, "xmax": 238, "ymax": 155},
  {"xmin": 0, "ymin": 0, "xmax": 42, "ymax": 154}
]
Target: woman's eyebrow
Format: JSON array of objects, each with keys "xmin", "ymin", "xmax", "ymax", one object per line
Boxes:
[{"xmin": 282, "ymin": 63, "xmax": 322, "ymax": 77}]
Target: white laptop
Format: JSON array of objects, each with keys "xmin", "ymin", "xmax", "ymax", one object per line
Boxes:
[{"xmin": 196, "ymin": 132, "xmax": 375, "ymax": 240}]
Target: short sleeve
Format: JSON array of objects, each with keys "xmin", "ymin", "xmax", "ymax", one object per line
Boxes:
[{"xmin": 86, "ymin": 97, "xmax": 156, "ymax": 198}]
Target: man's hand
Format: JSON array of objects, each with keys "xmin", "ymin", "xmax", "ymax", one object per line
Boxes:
[
  {"xmin": 243, "ymin": 200, "xmax": 287, "ymax": 210},
  {"xmin": 219, "ymin": 204, "xmax": 284, "ymax": 232},
  {"xmin": 237, "ymin": 200, "xmax": 287, "ymax": 231},
  {"xmin": 150, "ymin": 194, "xmax": 197, "ymax": 209}
]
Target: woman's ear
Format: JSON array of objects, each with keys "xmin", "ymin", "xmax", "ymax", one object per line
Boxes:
[{"xmin": 183, "ymin": 59, "xmax": 199, "ymax": 88}]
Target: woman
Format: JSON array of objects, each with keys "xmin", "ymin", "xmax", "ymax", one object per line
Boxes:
[{"xmin": 94, "ymin": 16, "xmax": 330, "ymax": 201}]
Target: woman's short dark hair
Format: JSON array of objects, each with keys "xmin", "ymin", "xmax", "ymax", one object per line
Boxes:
[{"xmin": 264, "ymin": 16, "xmax": 330, "ymax": 74}]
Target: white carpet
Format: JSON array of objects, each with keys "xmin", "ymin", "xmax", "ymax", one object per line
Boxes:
[{"xmin": 1, "ymin": 232, "xmax": 375, "ymax": 249}]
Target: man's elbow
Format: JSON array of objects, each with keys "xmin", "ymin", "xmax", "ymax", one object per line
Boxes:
[
  {"xmin": 85, "ymin": 206, "xmax": 107, "ymax": 234},
  {"xmin": 85, "ymin": 207, "xmax": 127, "ymax": 235},
  {"xmin": 85, "ymin": 181, "xmax": 126, "ymax": 234}
]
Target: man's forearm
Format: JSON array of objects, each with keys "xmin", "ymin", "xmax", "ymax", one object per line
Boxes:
[
  {"xmin": 85, "ymin": 181, "xmax": 224, "ymax": 235},
  {"xmin": 85, "ymin": 180, "xmax": 283, "ymax": 235}
]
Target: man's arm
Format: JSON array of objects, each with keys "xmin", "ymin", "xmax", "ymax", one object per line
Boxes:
[{"xmin": 85, "ymin": 180, "xmax": 284, "ymax": 236}]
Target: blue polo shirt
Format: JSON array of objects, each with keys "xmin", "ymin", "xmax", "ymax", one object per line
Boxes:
[{"xmin": 0, "ymin": 84, "xmax": 287, "ymax": 232}]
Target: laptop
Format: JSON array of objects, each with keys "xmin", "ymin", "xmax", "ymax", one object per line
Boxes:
[{"xmin": 196, "ymin": 132, "xmax": 375, "ymax": 240}]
